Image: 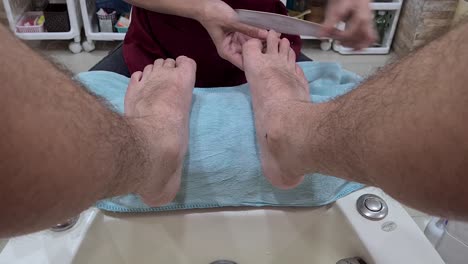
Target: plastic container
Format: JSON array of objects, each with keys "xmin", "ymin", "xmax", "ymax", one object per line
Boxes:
[
  {"xmin": 44, "ymin": 4, "xmax": 71, "ymax": 32},
  {"xmin": 115, "ymin": 25, "xmax": 128, "ymax": 33},
  {"xmin": 15, "ymin": 12, "xmax": 45, "ymax": 33},
  {"xmin": 4, "ymin": 0, "xmax": 83, "ymax": 53},
  {"xmin": 97, "ymin": 9, "xmax": 117, "ymax": 32}
]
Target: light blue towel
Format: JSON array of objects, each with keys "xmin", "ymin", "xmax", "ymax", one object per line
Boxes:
[{"xmin": 77, "ymin": 62, "xmax": 364, "ymax": 213}]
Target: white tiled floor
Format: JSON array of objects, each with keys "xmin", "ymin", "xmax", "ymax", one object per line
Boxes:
[
  {"xmin": 301, "ymin": 41, "xmax": 395, "ymax": 77},
  {"xmin": 30, "ymin": 40, "xmax": 119, "ymax": 74}
]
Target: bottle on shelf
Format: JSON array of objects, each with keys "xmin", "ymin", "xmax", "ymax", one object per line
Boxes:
[{"xmin": 375, "ymin": 10, "xmax": 388, "ymax": 46}]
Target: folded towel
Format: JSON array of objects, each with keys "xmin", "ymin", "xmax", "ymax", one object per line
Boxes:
[{"xmin": 76, "ymin": 62, "xmax": 364, "ymax": 213}]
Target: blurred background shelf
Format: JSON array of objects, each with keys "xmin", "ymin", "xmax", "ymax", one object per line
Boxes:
[
  {"xmin": 333, "ymin": 0, "xmax": 403, "ymax": 55},
  {"xmin": 285, "ymin": 0, "xmax": 403, "ymax": 54},
  {"xmin": 370, "ymin": 1, "xmax": 402, "ymax": 10},
  {"xmin": 80, "ymin": 0, "xmax": 127, "ymax": 52},
  {"xmin": 2, "ymin": 0, "xmax": 83, "ymax": 53}
]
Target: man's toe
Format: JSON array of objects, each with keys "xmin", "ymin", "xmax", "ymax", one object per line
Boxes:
[
  {"xmin": 130, "ymin": 71, "xmax": 143, "ymax": 84},
  {"xmin": 163, "ymin": 58, "xmax": 176, "ymax": 68},
  {"xmin": 242, "ymin": 39, "xmax": 263, "ymax": 61},
  {"xmin": 279, "ymin": 38, "xmax": 290, "ymax": 57},
  {"xmin": 154, "ymin": 58, "xmax": 164, "ymax": 67},
  {"xmin": 142, "ymin": 64, "xmax": 154, "ymax": 82},
  {"xmin": 176, "ymin": 56, "xmax": 197, "ymax": 72}
]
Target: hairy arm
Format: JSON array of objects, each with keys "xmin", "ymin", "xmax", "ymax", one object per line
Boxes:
[
  {"xmin": 304, "ymin": 23, "xmax": 468, "ymax": 218},
  {"xmin": 0, "ymin": 25, "xmax": 151, "ymax": 237}
]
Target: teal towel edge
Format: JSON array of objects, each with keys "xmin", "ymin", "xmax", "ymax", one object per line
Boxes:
[{"xmin": 96, "ymin": 183, "xmax": 364, "ymax": 213}]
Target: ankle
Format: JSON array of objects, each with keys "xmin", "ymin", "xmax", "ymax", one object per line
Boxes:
[{"xmin": 259, "ymin": 101, "xmax": 310, "ymax": 175}]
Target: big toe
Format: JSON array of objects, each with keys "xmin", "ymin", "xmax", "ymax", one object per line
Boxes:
[
  {"xmin": 176, "ymin": 56, "xmax": 197, "ymax": 73},
  {"xmin": 124, "ymin": 71, "xmax": 143, "ymax": 112}
]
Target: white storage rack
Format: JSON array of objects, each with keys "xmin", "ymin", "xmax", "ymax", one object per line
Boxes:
[
  {"xmin": 2, "ymin": 0, "xmax": 84, "ymax": 53},
  {"xmin": 333, "ymin": 0, "xmax": 403, "ymax": 55},
  {"xmin": 80, "ymin": 0, "xmax": 331, "ymax": 52},
  {"xmin": 80, "ymin": 0, "xmax": 126, "ymax": 52}
]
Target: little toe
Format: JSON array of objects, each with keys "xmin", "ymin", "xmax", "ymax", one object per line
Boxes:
[
  {"xmin": 130, "ymin": 71, "xmax": 143, "ymax": 84},
  {"xmin": 124, "ymin": 71, "xmax": 143, "ymax": 113},
  {"xmin": 279, "ymin": 38, "xmax": 290, "ymax": 57},
  {"xmin": 128, "ymin": 71, "xmax": 143, "ymax": 92},
  {"xmin": 142, "ymin": 64, "xmax": 153, "ymax": 82},
  {"xmin": 288, "ymin": 48, "xmax": 296, "ymax": 65},
  {"xmin": 163, "ymin": 58, "xmax": 176, "ymax": 68}
]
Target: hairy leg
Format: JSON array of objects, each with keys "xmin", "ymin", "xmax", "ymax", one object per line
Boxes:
[
  {"xmin": 243, "ymin": 24, "xmax": 468, "ymax": 219},
  {"xmin": 0, "ymin": 23, "xmax": 195, "ymax": 237},
  {"xmin": 243, "ymin": 30, "xmax": 311, "ymax": 189},
  {"xmin": 124, "ymin": 57, "xmax": 196, "ymax": 206}
]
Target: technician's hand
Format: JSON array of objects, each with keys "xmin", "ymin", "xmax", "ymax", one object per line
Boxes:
[
  {"xmin": 197, "ymin": 0, "xmax": 268, "ymax": 69},
  {"xmin": 320, "ymin": 0, "xmax": 376, "ymax": 50}
]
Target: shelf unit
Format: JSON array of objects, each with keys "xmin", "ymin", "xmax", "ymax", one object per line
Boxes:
[
  {"xmin": 333, "ymin": 0, "xmax": 403, "ymax": 55},
  {"xmin": 80, "ymin": 0, "xmax": 332, "ymax": 52},
  {"xmin": 280, "ymin": 0, "xmax": 332, "ymax": 50},
  {"xmin": 80, "ymin": 0, "xmax": 126, "ymax": 52},
  {"xmin": 301, "ymin": 35, "xmax": 332, "ymax": 51},
  {"xmin": 2, "ymin": 0, "xmax": 84, "ymax": 53}
]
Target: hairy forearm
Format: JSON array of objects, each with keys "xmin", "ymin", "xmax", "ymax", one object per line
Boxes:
[
  {"xmin": 0, "ymin": 25, "xmax": 149, "ymax": 237},
  {"xmin": 125, "ymin": 0, "xmax": 215, "ymax": 21},
  {"xmin": 308, "ymin": 23, "xmax": 468, "ymax": 218}
]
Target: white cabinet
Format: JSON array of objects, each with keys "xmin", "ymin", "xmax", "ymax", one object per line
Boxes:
[
  {"xmin": 2, "ymin": 0, "xmax": 83, "ymax": 53},
  {"xmin": 79, "ymin": 0, "xmax": 127, "ymax": 52},
  {"xmin": 333, "ymin": 0, "xmax": 404, "ymax": 55}
]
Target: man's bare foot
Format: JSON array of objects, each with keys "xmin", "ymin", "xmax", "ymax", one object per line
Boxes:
[
  {"xmin": 243, "ymin": 31, "xmax": 311, "ymax": 189},
  {"xmin": 124, "ymin": 56, "xmax": 196, "ymax": 206}
]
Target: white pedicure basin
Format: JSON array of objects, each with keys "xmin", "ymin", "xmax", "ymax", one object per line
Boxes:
[{"xmin": 0, "ymin": 187, "xmax": 444, "ymax": 264}]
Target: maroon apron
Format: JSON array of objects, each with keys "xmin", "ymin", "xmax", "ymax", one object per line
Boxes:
[{"xmin": 123, "ymin": 0, "xmax": 302, "ymax": 87}]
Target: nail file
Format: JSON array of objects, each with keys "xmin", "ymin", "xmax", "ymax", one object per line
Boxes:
[{"xmin": 236, "ymin": 9, "xmax": 324, "ymax": 37}]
